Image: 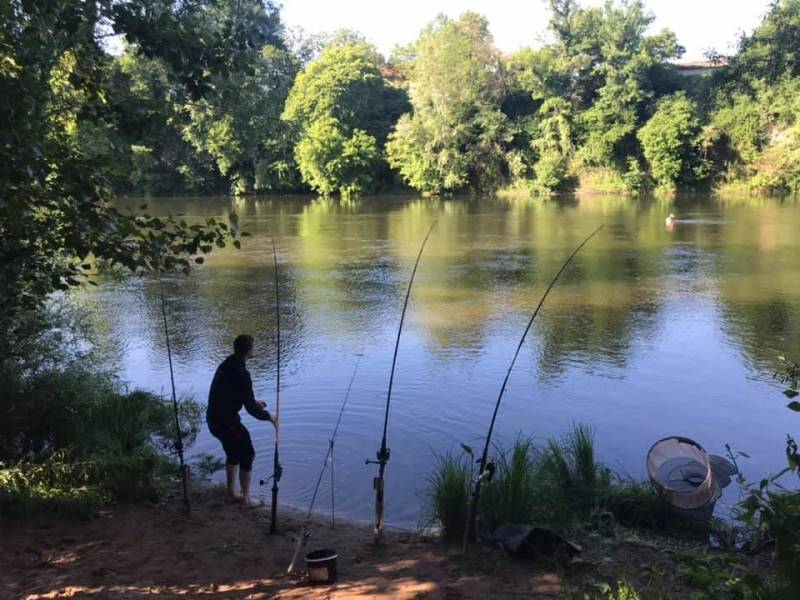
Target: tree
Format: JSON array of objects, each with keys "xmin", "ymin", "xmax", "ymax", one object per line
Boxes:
[
  {"xmin": 638, "ymin": 93, "xmax": 700, "ymax": 187},
  {"xmin": 531, "ymin": 98, "xmax": 575, "ymax": 191},
  {"xmin": 283, "ymin": 41, "xmax": 407, "ymax": 195},
  {"xmin": 293, "ymin": 117, "xmax": 380, "ymax": 196},
  {"xmin": 180, "ymin": 44, "xmax": 300, "ymax": 194},
  {"xmin": 574, "ymin": 0, "xmax": 682, "ymax": 168},
  {"xmin": 502, "ymin": 1, "xmax": 682, "ymax": 191},
  {"xmin": 116, "ymin": 0, "xmax": 300, "ymax": 194},
  {"xmin": 0, "ymin": 0, "xmax": 237, "ymax": 367},
  {"xmin": 386, "ymin": 13, "xmax": 511, "ymax": 193},
  {"xmin": 107, "ymin": 49, "xmax": 224, "ymax": 195}
]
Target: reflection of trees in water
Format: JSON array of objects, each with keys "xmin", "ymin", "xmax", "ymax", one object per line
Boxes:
[
  {"xmin": 533, "ymin": 300, "xmax": 660, "ymax": 379},
  {"xmin": 94, "ymin": 193, "xmax": 800, "ymax": 386},
  {"xmin": 721, "ymin": 299, "xmax": 800, "ymax": 374},
  {"xmin": 133, "ymin": 264, "xmax": 306, "ymax": 386},
  {"xmin": 713, "ymin": 201, "xmax": 800, "ymax": 374}
]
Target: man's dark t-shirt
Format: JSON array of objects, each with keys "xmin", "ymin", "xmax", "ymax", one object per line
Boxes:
[{"xmin": 207, "ymin": 355, "xmax": 271, "ymax": 425}]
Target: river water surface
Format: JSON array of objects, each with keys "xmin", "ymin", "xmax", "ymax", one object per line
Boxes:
[{"xmin": 88, "ymin": 194, "xmax": 800, "ymax": 528}]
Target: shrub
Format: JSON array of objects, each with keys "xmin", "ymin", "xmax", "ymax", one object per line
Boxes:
[
  {"xmin": 0, "ymin": 449, "xmax": 108, "ymax": 519},
  {"xmin": 1, "ymin": 322, "xmax": 203, "ymax": 516},
  {"xmin": 638, "ymin": 92, "xmax": 701, "ymax": 188}
]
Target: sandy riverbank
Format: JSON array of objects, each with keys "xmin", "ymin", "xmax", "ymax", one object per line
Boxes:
[{"xmin": 0, "ymin": 485, "xmax": 766, "ymax": 599}]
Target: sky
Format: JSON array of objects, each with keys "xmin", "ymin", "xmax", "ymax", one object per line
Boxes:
[{"xmin": 280, "ymin": 0, "xmax": 773, "ymax": 61}]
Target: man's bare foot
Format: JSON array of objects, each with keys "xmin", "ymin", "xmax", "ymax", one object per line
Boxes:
[{"xmin": 240, "ymin": 496, "xmax": 265, "ymax": 508}]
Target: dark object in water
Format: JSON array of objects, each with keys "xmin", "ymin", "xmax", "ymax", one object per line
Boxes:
[
  {"xmin": 367, "ymin": 221, "xmax": 437, "ymax": 545},
  {"xmin": 463, "ymin": 226, "xmax": 605, "ymax": 555},
  {"xmin": 491, "ymin": 525, "xmax": 582, "ymax": 564},
  {"xmin": 305, "ymin": 548, "xmax": 338, "ymax": 584}
]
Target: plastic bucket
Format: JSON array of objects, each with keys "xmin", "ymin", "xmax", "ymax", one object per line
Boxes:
[{"xmin": 305, "ymin": 548, "xmax": 338, "ymax": 584}]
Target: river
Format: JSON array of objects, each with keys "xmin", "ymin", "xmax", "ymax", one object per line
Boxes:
[{"xmin": 87, "ymin": 193, "xmax": 800, "ymax": 528}]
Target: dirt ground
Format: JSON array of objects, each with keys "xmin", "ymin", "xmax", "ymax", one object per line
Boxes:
[{"xmin": 0, "ymin": 486, "xmax": 764, "ymax": 599}]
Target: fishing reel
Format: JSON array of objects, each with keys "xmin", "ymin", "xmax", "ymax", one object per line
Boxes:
[
  {"xmin": 365, "ymin": 446, "xmax": 390, "ymax": 466},
  {"xmin": 476, "ymin": 460, "xmax": 496, "ymax": 484},
  {"xmin": 259, "ymin": 463, "xmax": 283, "ymax": 486}
]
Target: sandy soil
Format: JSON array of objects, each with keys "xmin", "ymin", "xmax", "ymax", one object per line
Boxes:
[{"xmin": 0, "ymin": 486, "xmax": 764, "ymax": 599}]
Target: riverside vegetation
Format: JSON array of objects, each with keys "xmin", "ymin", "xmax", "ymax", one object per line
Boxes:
[
  {"xmin": 2, "ymin": 1, "xmax": 799, "ymax": 599},
  {"xmin": 4, "ymin": 0, "xmax": 800, "ymax": 202},
  {"xmin": 422, "ymin": 362, "xmax": 800, "ymax": 598}
]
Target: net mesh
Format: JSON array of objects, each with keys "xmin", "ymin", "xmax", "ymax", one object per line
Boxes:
[{"xmin": 647, "ymin": 436, "xmax": 719, "ymax": 510}]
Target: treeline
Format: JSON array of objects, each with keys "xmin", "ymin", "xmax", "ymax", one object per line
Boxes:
[{"xmin": 53, "ymin": 0, "xmax": 800, "ymax": 198}]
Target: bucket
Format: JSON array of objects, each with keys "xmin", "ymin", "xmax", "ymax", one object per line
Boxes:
[{"xmin": 305, "ymin": 548, "xmax": 338, "ymax": 584}]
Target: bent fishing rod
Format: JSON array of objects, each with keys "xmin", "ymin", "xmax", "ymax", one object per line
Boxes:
[
  {"xmin": 368, "ymin": 221, "xmax": 438, "ymax": 544},
  {"xmin": 287, "ymin": 354, "xmax": 363, "ymax": 575},
  {"xmin": 462, "ymin": 225, "xmax": 604, "ymax": 555},
  {"xmin": 270, "ymin": 239, "xmax": 283, "ymax": 534},
  {"xmin": 159, "ymin": 284, "xmax": 190, "ymax": 515}
]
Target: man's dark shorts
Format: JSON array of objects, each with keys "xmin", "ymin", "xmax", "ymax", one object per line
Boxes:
[{"xmin": 208, "ymin": 420, "xmax": 255, "ymax": 471}]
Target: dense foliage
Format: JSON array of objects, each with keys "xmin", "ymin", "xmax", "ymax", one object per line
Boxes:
[
  {"xmin": 4, "ymin": 0, "xmax": 798, "ymax": 206},
  {"xmin": 283, "ymin": 41, "xmax": 407, "ymax": 195},
  {"xmin": 386, "ymin": 13, "xmax": 510, "ymax": 193}
]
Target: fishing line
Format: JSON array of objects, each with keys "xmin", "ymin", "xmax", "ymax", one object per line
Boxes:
[{"xmin": 286, "ymin": 354, "xmax": 363, "ymax": 575}]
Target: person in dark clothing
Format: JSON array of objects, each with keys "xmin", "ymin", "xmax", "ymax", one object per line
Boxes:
[{"xmin": 207, "ymin": 334, "xmax": 276, "ymax": 506}]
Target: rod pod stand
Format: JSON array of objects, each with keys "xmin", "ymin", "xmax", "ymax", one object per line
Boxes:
[
  {"xmin": 269, "ymin": 239, "xmax": 282, "ymax": 534},
  {"xmin": 462, "ymin": 461, "xmax": 495, "ymax": 556},
  {"xmin": 285, "ymin": 355, "xmax": 363, "ymax": 574},
  {"xmin": 287, "ymin": 525, "xmax": 312, "ymax": 576},
  {"xmin": 366, "ymin": 446, "xmax": 390, "ymax": 544}
]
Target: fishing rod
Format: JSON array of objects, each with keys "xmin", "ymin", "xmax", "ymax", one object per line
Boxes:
[
  {"xmin": 462, "ymin": 225, "xmax": 604, "ymax": 555},
  {"xmin": 367, "ymin": 221, "xmax": 438, "ymax": 544},
  {"xmin": 159, "ymin": 284, "xmax": 190, "ymax": 515},
  {"xmin": 287, "ymin": 354, "xmax": 363, "ymax": 576},
  {"xmin": 270, "ymin": 239, "xmax": 283, "ymax": 534}
]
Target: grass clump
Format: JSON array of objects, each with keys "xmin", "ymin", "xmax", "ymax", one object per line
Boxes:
[
  {"xmin": 600, "ymin": 477, "xmax": 671, "ymax": 530},
  {"xmin": 421, "ymin": 452, "xmax": 471, "ymax": 541},
  {"xmin": 423, "ymin": 424, "xmax": 673, "ymax": 540},
  {"xmin": 481, "ymin": 425, "xmax": 613, "ymax": 531}
]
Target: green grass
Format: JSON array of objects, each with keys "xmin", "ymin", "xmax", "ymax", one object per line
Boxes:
[
  {"xmin": 421, "ymin": 452, "xmax": 471, "ymax": 540},
  {"xmin": 0, "ymin": 449, "xmax": 109, "ymax": 519},
  {"xmin": 423, "ymin": 424, "xmax": 678, "ymax": 539}
]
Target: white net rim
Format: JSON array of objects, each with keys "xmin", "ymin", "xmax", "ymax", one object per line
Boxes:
[{"xmin": 647, "ymin": 436, "xmax": 717, "ymax": 510}]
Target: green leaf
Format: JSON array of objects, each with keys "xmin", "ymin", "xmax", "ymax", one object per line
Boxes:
[
  {"xmin": 233, "ymin": 240, "xmax": 241, "ymax": 249},
  {"xmin": 783, "ymin": 389, "xmax": 799, "ymax": 399},
  {"xmin": 787, "ymin": 401, "xmax": 800, "ymax": 412},
  {"xmin": 194, "ymin": 257, "xmax": 204, "ymax": 264}
]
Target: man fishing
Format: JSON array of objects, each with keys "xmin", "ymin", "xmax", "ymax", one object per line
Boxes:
[{"xmin": 207, "ymin": 334, "xmax": 277, "ymax": 507}]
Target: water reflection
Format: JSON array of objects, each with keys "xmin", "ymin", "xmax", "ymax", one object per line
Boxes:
[{"xmin": 89, "ymin": 193, "xmax": 800, "ymax": 526}]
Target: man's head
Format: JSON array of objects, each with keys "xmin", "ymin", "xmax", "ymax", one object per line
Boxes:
[{"xmin": 233, "ymin": 334, "xmax": 254, "ymax": 358}]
